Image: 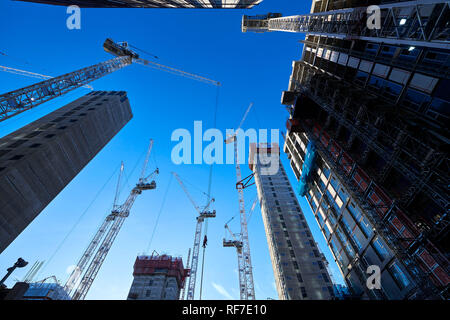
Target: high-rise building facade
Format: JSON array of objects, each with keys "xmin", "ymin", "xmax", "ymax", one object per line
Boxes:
[
  {"xmin": 17, "ymin": 0, "xmax": 262, "ymax": 8},
  {"xmin": 249, "ymin": 143, "xmax": 334, "ymax": 300},
  {"xmin": 127, "ymin": 255, "xmax": 189, "ymax": 300},
  {"xmin": 278, "ymin": 1, "xmax": 449, "ymax": 299},
  {"xmin": 0, "ymin": 91, "xmax": 133, "ymax": 253}
]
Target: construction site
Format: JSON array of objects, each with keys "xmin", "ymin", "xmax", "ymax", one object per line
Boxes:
[{"xmin": 0, "ymin": 0, "xmax": 448, "ymax": 302}]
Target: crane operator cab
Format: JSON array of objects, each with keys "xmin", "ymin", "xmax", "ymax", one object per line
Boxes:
[
  {"xmin": 103, "ymin": 38, "xmax": 140, "ymax": 59},
  {"xmin": 200, "ymin": 210, "xmax": 216, "ymax": 219},
  {"xmin": 241, "ymin": 13, "xmax": 282, "ymax": 33},
  {"xmin": 223, "ymin": 240, "xmax": 243, "ymax": 253},
  {"xmin": 136, "ymin": 180, "xmax": 157, "ymax": 191}
]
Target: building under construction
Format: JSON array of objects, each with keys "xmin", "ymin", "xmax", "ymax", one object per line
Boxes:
[
  {"xmin": 16, "ymin": 0, "xmax": 263, "ymax": 8},
  {"xmin": 249, "ymin": 143, "xmax": 334, "ymax": 300},
  {"xmin": 0, "ymin": 91, "xmax": 132, "ymax": 254},
  {"xmin": 127, "ymin": 254, "xmax": 190, "ymax": 300},
  {"xmin": 240, "ymin": 0, "xmax": 449, "ymax": 299}
]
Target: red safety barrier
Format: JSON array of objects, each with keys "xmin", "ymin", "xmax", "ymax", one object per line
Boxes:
[
  {"xmin": 133, "ymin": 255, "xmax": 188, "ymax": 288},
  {"xmin": 352, "ymin": 167, "xmax": 370, "ymax": 192},
  {"xmin": 329, "ymin": 140, "xmax": 341, "ymax": 161},
  {"xmin": 388, "ymin": 210, "xmax": 418, "ymax": 248},
  {"xmin": 339, "ymin": 152, "xmax": 354, "ymax": 175},
  {"xmin": 313, "ymin": 123, "xmax": 321, "ymax": 138},
  {"xmin": 286, "ymin": 118, "xmax": 300, "ymax": 131},
  {"xmin": 321, "ymin": 131, "xmax": 330, "ymax": 148},
  {"xmin": 417, "ymin": 249, "xmax": 450, "ymax": 287},
  {"xmin": 367, "ymin": 185, "xmax": 393, "ymax": 218}
]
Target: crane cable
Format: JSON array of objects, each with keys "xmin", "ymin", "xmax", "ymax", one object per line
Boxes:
[
  {"xmin": 37, "ymin": 144, "xmax": 151, "ymax": 280},
  {"xmin": 199, "ymin": 84, "xmax": 220, "ymax": 300},
  {"xmin": 128, "ymin": 44, "xmax": 159, "ymax": 60},
  {"xmin": 145, "ymin": 174, "xmax": 174, "ymax": 253},
  {"xmin": 35, "ymin": 162, "xmax": 122, "ymax": 279}
]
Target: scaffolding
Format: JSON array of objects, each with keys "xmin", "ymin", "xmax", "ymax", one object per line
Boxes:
[{"xmin": 288, "ymin": 61, "xmax": 448, "ymax": 214}]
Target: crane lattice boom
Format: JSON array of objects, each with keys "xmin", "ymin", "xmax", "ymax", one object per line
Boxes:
[
  {"xmin": 68, "ymin": 140, "xmax": 158, "ymax": 300},
  {"xmin": 0, "ymin": 38, "xmax": 219, "ymax": 123}
]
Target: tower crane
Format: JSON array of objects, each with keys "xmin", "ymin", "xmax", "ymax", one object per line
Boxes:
[
  {"xmin": 0, "ymin": 38, "xmax": 220, "ymax": 122},
  {"xmin": 224, "ymin": 102, "xmax": 256, "ymax": 300},
  {"xmin": 223, "ymin": 198, "xmax": 258, "ymax": 254},
  {"xmin": 172, "ymin": 172, "xmax": 216, "ymax": 300},
  {"xmin": 241, "ymin": 1, "xmax": 449, "ymax": 49},
  {"xmin": 65, "ymin": 140, "xmax": 159, "ymax": 300}
]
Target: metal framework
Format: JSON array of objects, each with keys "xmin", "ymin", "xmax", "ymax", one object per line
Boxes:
[
  {"xmin": 172, "ymin": 172, "xmax": 215, "ymax": 300},
  {"xmin": 0, "ymin": 39, "xmax": 220, "ymax": 123},
  {"xmin": 223, "ymin": 102, "xmax": 256, "ymax": 300},
  {"xmin": 285, "ymin": 58, "xmax": 448, "ymax": 297},
  {"xmin": 290, "ymin": 61, "xmax": 448, "ymax": 212},
  {"xmin": 17, "ymin": 0, "xmax": 263, "ymax": 9},
  {"xmin": 242, "ymin": 0, "xmax": 450, "ymax": 49},
  {"xmin": 299, "ymin": 124, "xmax": 442, "ymax": 298},
  {"xmin": 0, "ymin": 56, "xmax": 131, "ymax": 121},
  {"xmin": 69, "ymin": 141, "xmax": 158, "ymax": 300},
  {"xmin": 179, "ymin": 248, "xmax": 191, "ymax": 300},
  {"xmin": 0, "ymin": 65, "xmax": 94, "ymax": 90},
  {"xmin": 223, "ymin": 196, "xmax": 259, "ymax": 299}
]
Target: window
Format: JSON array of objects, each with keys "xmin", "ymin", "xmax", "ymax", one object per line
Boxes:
[
  {"xmin": 389, "ymin": 262, "xmax": 411, "ymax": 290},
  {"xmin": 297, "ymin": 273, "xmax": 303, "ymax": 282},
  {"xmin": 359, "ymin": 216, "xmax": 373, "ymax": 238},
  {"xmin": 372, "ymin": 237, "xmax": 390, "ymax": 261},
  {"xmin": 351, "ymin": 233, "xmax": 362, "ymax": 251},
  {"xmin": 301, "ymin": 287, "xmax": 307, "ymax": 298},
  {"xmin": 403, "ymin": 88, "xmax": 431, "ymax": 112},
  {"xmin": 146, "ymin": 290, "xmax": 151, "ymax": 297},
  {"xmin": 337, "ymin": 187, "xmax": 349, "ymax": 204},
  {"xmin": 25, "ymin": 131, "xmax": 40, "ymax": 139},
  {"xmin": 52, "ymin": 116, "xmax": 66, "ymax": 123}
]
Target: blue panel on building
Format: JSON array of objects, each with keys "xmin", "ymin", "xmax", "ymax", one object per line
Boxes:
[{"xmin": 298, "ymin": 141, "xmax": 317, "ymax": 196}]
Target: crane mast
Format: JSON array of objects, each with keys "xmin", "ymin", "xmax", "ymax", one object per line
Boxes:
[
  {"xmin": 224, "ymin": 102, "xmax": 255, "ymax": 300},
  {"xmin": 172, "ymin": 172, "xmax": 215, "ymax": 300},
  {"xmin": 69, "ymin": 140, "xmax": 158, "ymax": 300},
  {"xmin": 179, "ymin": 248, "xmax": 191, "ymax": 300}
]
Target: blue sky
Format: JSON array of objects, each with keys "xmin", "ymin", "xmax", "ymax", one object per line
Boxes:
[{"xmin": 0, "ymin": 0, "xmax": 345, "ymax": 300}]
